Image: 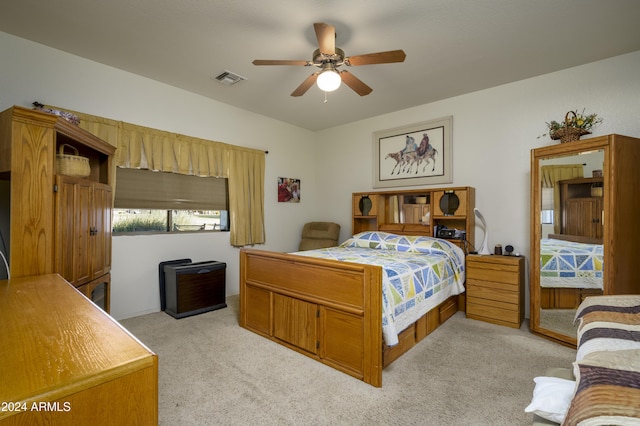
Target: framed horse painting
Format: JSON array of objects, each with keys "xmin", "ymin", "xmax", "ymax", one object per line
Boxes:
[{"xmin": 373, "ymin": 116, "xmax": 453, "ymax": 188}]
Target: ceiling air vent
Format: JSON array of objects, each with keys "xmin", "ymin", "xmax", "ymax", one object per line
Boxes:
[{"xmin": 214, "ymin": 70, "xmax": 247, "ymax": 86}]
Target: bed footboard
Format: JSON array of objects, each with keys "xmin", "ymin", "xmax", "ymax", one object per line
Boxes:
[{"xmin": 240, "ymin": 248, "xmax": 384, "ymax": 387}]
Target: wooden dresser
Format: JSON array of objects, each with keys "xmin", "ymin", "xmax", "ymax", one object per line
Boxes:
[
  {"xmin": 466, "ymin": 254, "xmax": 525, "ymax": 328},
  {"xmin": 0, "ymin": 274, "xmax": 157, "ymax": 425}
]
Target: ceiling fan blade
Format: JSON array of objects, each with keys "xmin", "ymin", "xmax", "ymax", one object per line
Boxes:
[
  {"xmin": 314, "ymin": 22, "xmax": 335, "ymax": 55},
  {"xmin": 346, "ymin": 50, "xmax": 406, "ymax": 66},
  {"xmin": 291, "ymin": 73, "xmax": 319, "ymax": 97},
  {"xmin": 340, "ymin": 70, "xmax": 372, "ymax": 96},
  {"xmin": 253, "ymin": 59, "xmax": 311, "ymax": 66}
]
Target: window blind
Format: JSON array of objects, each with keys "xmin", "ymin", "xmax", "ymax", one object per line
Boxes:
[{"xmin": 114, "ymin": 167, "xmax": 228, "ymax": 210}]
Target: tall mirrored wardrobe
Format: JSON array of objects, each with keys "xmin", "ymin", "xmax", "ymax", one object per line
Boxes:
[{"xmin": 530, "ymin": 134, "xmax": 640, "ymax": 346}]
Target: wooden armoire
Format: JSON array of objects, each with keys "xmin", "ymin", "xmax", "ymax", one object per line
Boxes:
[
  {"xmin": 558, "ymin": 177, "xmax": 604, "ymax": 239},
  {"xmin": 0, "ymin": 106, "xmax": 114, "ymax": 312},
  {"xmin": 530, "ymin": 134, "xmax": 640, "ymax": 346}
]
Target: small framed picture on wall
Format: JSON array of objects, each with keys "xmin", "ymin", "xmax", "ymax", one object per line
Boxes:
[{"xmin": 278, "ymin": 177, "xmax": 300, "ymax": 203}]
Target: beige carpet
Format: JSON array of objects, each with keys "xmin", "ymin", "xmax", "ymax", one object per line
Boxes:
[{"xmin": 120, "ymin": 296, "xmax": 575, "ymax": 426}]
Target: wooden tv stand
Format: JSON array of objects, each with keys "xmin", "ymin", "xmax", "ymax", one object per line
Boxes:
[{"xmin": 0, "ymin": 274, "xmax": 158, "ymax": 425}]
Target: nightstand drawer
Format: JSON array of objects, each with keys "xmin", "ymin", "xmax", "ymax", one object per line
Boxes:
[
  {"xmin": 466, "ymin": 264, "xmax": 520, "ymax": 285},
  {"xmin": 466, "ymin": 301, "xmax": 520, "ymax": 324},
  {"xmin": 467, "ymin": 284, "xmax": 519, "ymax": 305},
  {"xmin": 467, "ymin": 294, "xmax": 518, "ymax": 312},
  {"xmin": 467, "ymin": 277, "xmax": 519, "ymax": 292}
]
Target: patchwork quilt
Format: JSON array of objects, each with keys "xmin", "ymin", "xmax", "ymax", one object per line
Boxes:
[
  {"xmin": 293, "ymin": 231, "xmax": 466, "ymax": 346},
  {"xmin": 540, "ymin": 238, "xmax": 604, "ymax": 289}
]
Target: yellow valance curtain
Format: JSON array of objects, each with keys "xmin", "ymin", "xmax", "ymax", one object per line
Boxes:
[
  {"xmin": 541, "ymin": 164, "xmax": 584, "ymax": 234},
  {"xmin": 65, "ymin": 107, "xmax": 265, "ymax": 246},
  {"xmin": 117, "ymin": 122, "xmax": 233, "ymax": 177}
]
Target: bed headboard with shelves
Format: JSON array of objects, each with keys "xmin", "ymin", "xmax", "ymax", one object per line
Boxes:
[{"xmin": 351, "ymin": 187, "xmax": 475, "ymax": 251}]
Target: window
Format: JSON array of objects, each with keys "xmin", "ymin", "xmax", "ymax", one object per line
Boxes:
[
  {"xmin": 541, "ymin": 187, "xmax": 554, "ymax": 225},
  {"xmin": 540, "ymin": 210, "xmax": 554, "ymax": 225},
  {"xmin": 113, "ymin": 168, "xmax": 228, "ymax": 234},
  {"xmin": 113, "ymin": 209, "xmax": 228, "ymax": 233}
]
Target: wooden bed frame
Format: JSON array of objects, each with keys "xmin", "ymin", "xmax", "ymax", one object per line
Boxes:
[{"xmin": 239, "ymin": 248, "xmax": 462, "ymax": 387}]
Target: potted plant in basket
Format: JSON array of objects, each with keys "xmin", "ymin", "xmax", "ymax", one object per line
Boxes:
[{"xmin": 541, "ymin": 109, "xmax": 603, "ymax": 143}]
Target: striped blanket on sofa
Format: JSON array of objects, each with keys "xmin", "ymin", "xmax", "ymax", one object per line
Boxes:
[{"xmin": 563, "ymin": 295, "xmax": 640, "ymax": 426}]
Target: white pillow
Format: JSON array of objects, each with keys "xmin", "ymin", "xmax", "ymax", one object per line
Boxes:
[{"xmin": 524, "ymin": 376, "xmax": 576, "ymax": 424}]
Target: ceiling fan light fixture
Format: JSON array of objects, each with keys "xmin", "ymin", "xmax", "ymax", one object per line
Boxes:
[
  {"xmin": 252, "ymin": 22, "xmax": 405, "ymax": 97},
  {"xmin": 316, "ymin": 65, "xmax": 341, "ymax": 92}
]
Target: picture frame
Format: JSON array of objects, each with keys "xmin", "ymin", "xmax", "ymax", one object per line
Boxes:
[
  {"xmin": 277, "ymin": 177, "xmax": 301, "ymax": 203},
  {"xmin": 373, "ymin": 116, "xmax": 453, "ymax": 188}
]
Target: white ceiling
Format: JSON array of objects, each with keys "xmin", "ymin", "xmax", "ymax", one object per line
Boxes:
[{"xmin": 1, "ymin": 0, "xmax": 639, "ymax": 131}]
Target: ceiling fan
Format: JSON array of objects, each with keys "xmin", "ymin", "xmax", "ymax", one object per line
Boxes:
[{"xmin": 252, "ymin": 22, "xmax": 406, "ymax": 97}]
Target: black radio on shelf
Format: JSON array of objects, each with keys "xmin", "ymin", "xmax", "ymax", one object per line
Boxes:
[
  {"xmin": 436, "ymin": 226, "xmax": 466, "ymax": 240},
  {"xmin": 437, "ymin": 228, "xmax": 456, "ymax": 238}
]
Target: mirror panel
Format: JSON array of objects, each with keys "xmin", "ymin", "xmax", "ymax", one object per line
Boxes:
[{"xmin": 531, "ymin": 147, "xmax": 605, "ymax": 345}]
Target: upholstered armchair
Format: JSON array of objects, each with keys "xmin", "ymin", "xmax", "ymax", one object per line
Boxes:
[{"xmin": 298, "ymin": 222, "xmax": 341, "ymax": 251}]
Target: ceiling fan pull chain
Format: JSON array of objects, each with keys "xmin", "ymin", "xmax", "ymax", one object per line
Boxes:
[{"xmin": 324, "ymin": 91, "xmax": 328, "ymax": 103}]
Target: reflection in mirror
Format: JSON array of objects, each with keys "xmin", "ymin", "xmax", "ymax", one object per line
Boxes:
[{"xmin": 537, "ymin": 149, "xmax": 604, "ymax": 340}]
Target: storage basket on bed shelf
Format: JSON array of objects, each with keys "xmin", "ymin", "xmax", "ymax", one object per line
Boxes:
[{"xmin": 56, "ymin": 144, "xmax": 90, "ymax": 177}]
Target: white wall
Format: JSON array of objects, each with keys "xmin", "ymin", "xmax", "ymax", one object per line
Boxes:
[
  {"xmin": 0, "ymin": 32, "xmax": 318, "ymax": 319},
  {"xmin": 2, "ymin": 31, "xmax": 639, "ymax": 319},
  {"xmin": 315, "ymin": 50, "xmax": 640, "ymax": 316}
]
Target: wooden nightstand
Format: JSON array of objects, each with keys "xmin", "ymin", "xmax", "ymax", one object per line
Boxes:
[{"xmin": 466, "ymin": 254, "xmax": 525, "ymax": 328}]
